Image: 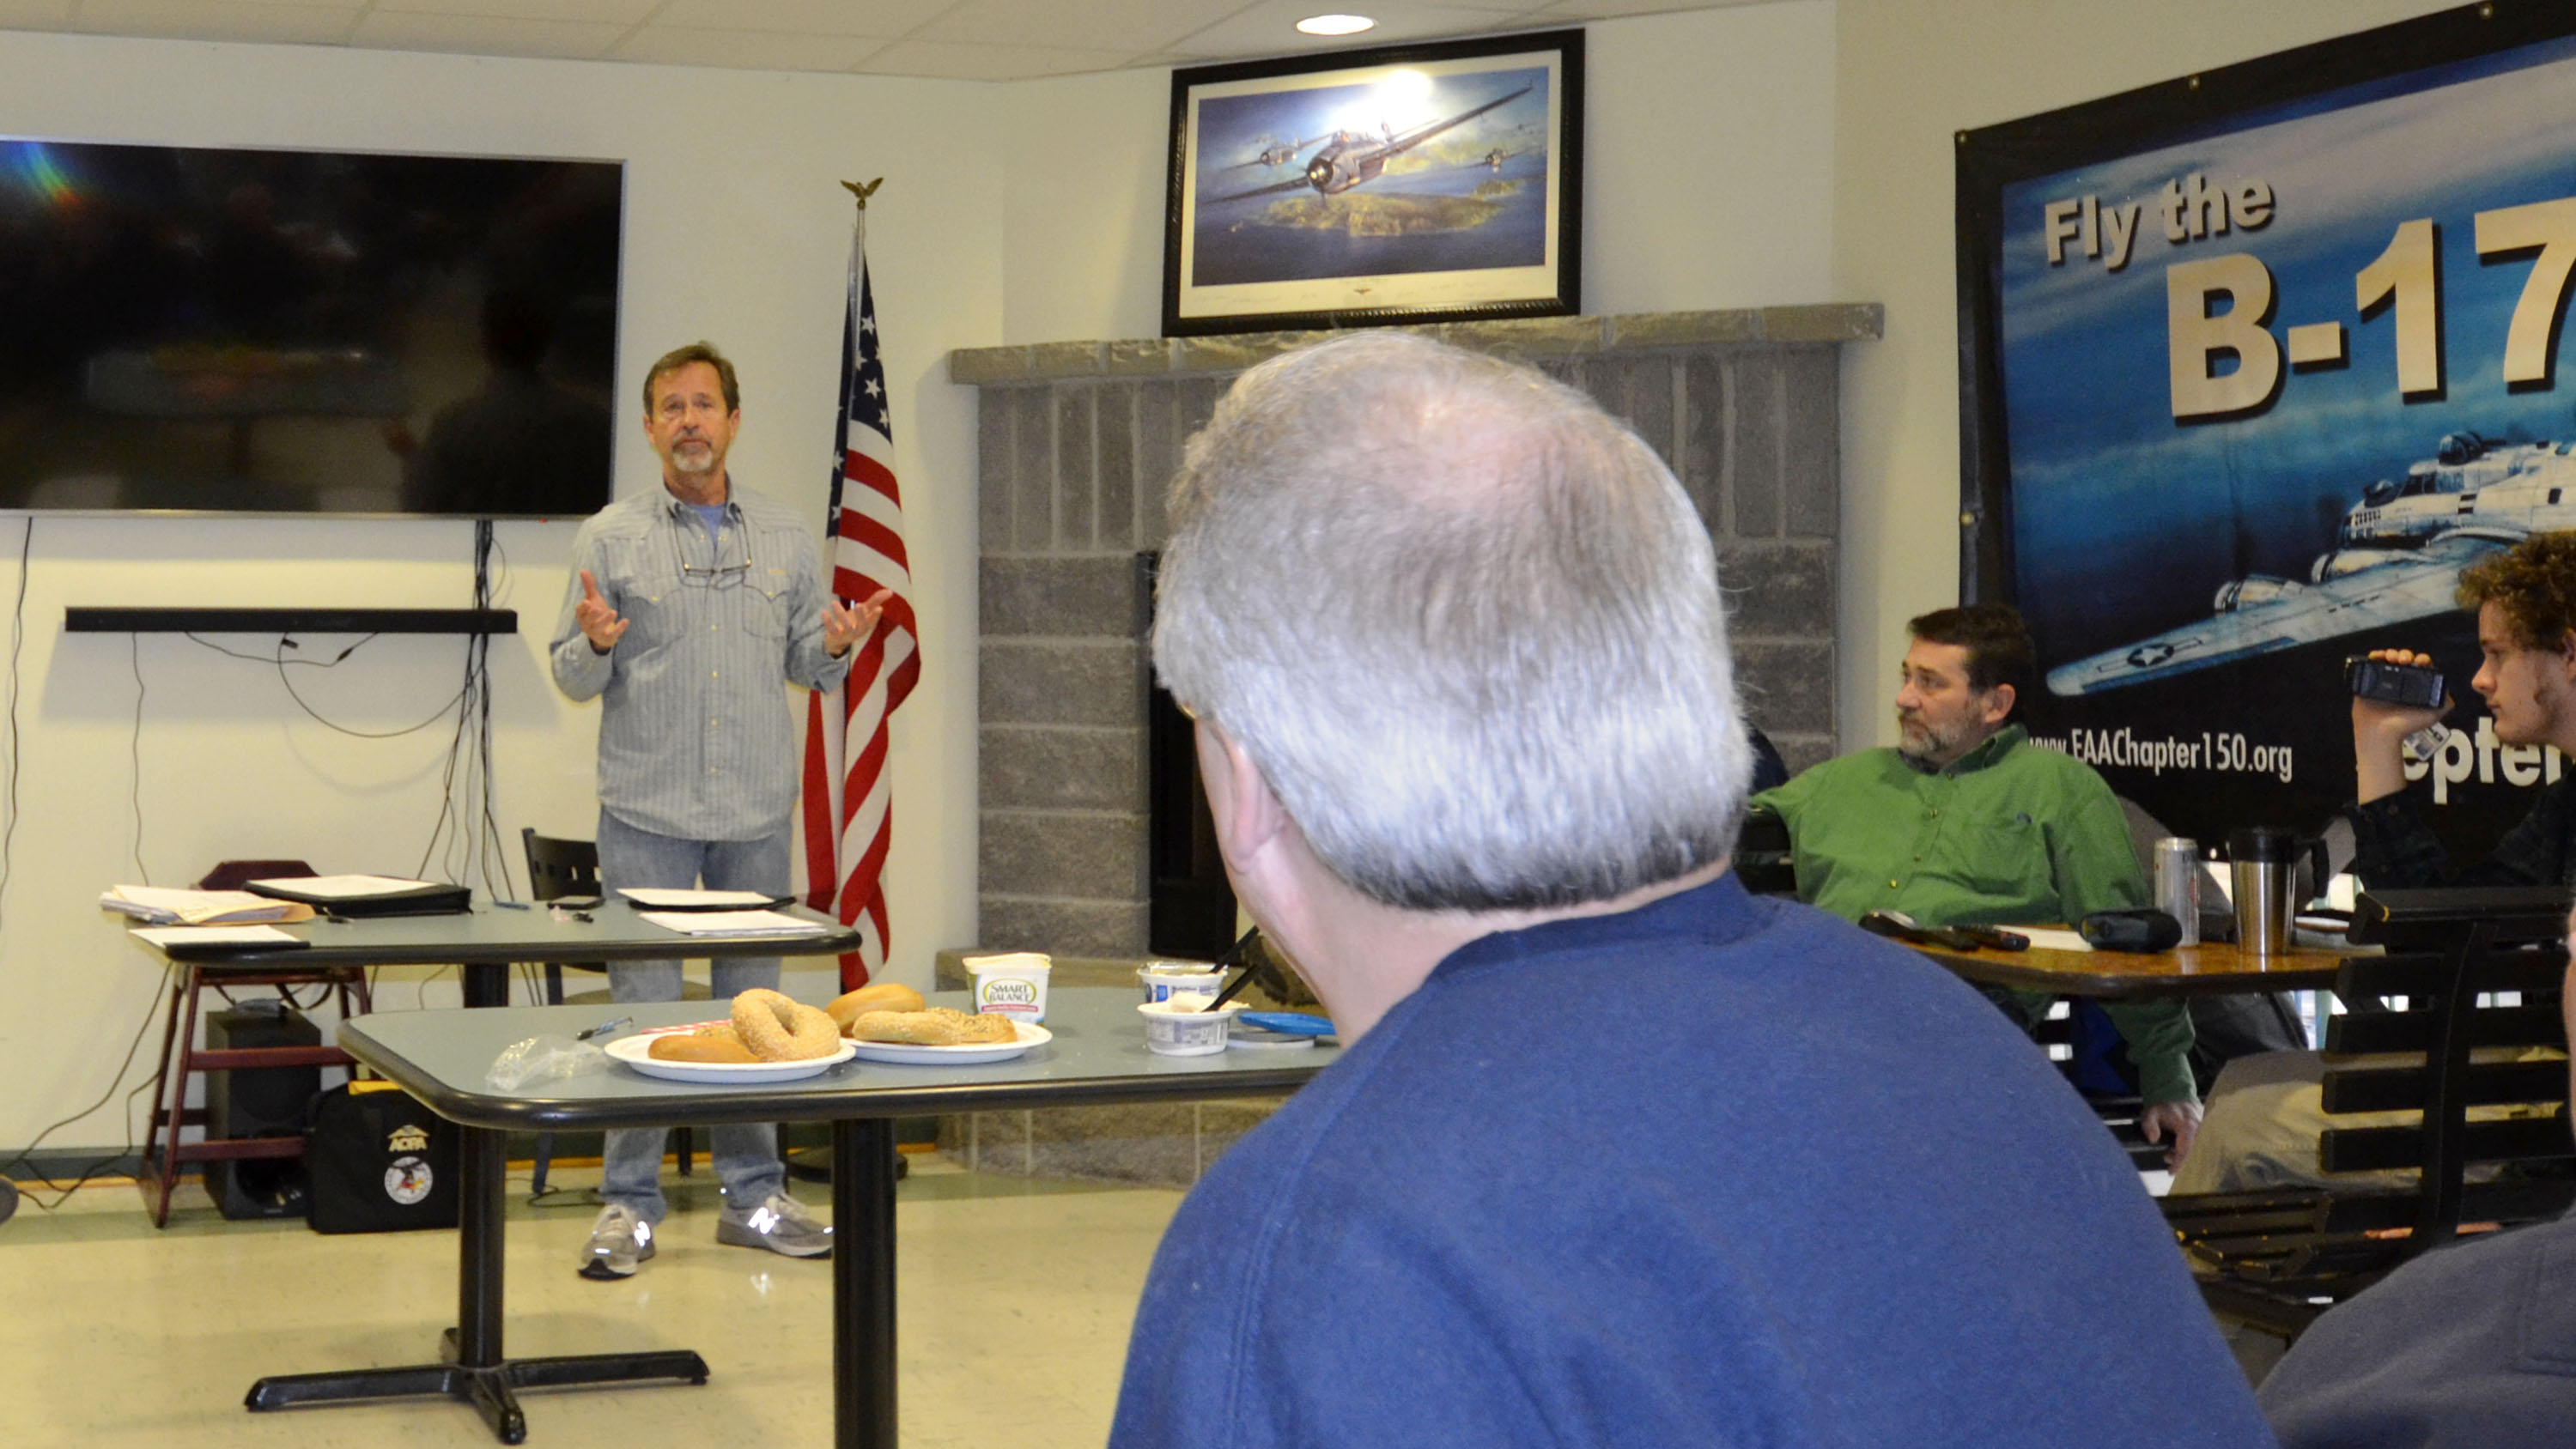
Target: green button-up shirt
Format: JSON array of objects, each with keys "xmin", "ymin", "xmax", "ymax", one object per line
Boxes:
[{"xmin": 1750, "ymin": 725, "xmax": 2196, "ymax": 1105}]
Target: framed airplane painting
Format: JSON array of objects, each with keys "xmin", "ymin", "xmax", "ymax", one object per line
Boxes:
[{"xmin": 1162, "ymin": 30, "xmax": 1582, "ymax": 337}]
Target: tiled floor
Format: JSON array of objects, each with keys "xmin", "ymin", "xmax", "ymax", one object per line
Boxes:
[{"xmin": 0, "ymin": 1154, "xmax": 1178, "ymax": 1446}]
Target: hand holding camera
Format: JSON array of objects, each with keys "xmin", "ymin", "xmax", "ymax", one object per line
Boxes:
[{"xmin": 2347, "ymin": 652, "xmax": 2453, "ymax": 802}]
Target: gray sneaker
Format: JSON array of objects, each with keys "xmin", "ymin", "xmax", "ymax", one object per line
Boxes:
[
  {"xmin": 578, "ymin": 1203, "xmax": 656, "ymax": 1280},
  {"xmin": 715, "ymin": 1191, "xmax": 832, "ymax": 1258}
]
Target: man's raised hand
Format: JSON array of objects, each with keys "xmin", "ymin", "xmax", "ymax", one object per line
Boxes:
[
  {"xmin": 577, "ymin": 569, "xmax": 629, "ymax": 652},
  {"xmin": 823, "ymin": 587, "xmax": 895, "ymax": 657}
]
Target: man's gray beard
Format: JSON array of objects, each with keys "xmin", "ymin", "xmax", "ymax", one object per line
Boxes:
[
  {"xmin": 671, "ymin": 450, "xmax": 715, "ymax": 475},
  {"xmin": 1895, "ymin": 717, "xmax": 1950, "ymax": 766}
]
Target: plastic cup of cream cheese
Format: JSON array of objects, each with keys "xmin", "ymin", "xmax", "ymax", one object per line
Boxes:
[
  {"xmin": 1136, "ymin": 961, "xmax": 1224, "ymax": 1003},
  {"xmin": 1138, "ymin": 996, "xmax": 1243, "ymax": 1055}
]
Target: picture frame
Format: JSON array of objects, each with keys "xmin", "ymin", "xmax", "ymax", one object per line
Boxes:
[{"xmin": 1162, "ymin": 29, "xmax": 1583, "ymax": 337}]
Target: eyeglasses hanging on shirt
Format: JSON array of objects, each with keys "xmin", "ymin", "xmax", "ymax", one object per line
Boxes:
[{"xmin": 671, "ymin": 516, "xmax": 749, "ymax": 590}]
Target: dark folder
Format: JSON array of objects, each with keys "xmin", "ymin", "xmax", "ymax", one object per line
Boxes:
[{"xmin": 246, "ymin": 879, "xmax": 474, "ymax": 918}]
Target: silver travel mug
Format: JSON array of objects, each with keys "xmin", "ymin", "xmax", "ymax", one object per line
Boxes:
[{"xmin": 2227, "ymin": 827, "xmax": 2297, "ymax": 956}]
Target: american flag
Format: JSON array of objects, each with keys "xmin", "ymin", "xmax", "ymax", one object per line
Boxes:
[{"xmin": 799, "ymin": 208, "xmax": 918, "ymax": 989}]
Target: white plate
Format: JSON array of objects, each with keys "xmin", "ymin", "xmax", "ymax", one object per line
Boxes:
[
  {"xmin": 847, "ymin": 1020, "xmax": 1051, "ymax": 1065},
  {"xmin": 604, "ymin": 1024, "xmax": 858, "ymax": 1083}
]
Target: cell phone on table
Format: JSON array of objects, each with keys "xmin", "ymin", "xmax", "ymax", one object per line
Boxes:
[
  {"xmin": 550, "ymin": 894, "xmax": 604, "ymax": 910},
  {"xmin": 2345, "ymin": 655, "xmax": 2445, "ymax": 709}
]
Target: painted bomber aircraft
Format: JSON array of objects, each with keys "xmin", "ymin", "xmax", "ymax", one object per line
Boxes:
[
  {"xmin": 2047, "ymin": 432, "xmax": 2576, "ymax": 695},
  {"xmin": 1210, "ymin": 85, "xmax": 1534, "ymax": 203}
]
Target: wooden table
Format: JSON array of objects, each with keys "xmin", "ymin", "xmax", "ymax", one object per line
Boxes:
[
  {"xmin": 1918, "ymin": 935, "xmax": 2351, "ymax": 998},
  {"xmin": 244, "ymin": 987, "xmax": 1340, "ymax": 1447}
]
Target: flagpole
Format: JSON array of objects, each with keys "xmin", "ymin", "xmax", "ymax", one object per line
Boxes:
[{"xmin": 799, "ymin": 175, "xmax": 917, "ymax": 997}]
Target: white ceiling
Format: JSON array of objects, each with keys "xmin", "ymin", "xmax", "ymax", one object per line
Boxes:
[{"xmin": 0, "ymin": 0, "xmax": 1770, "ymax": 80}]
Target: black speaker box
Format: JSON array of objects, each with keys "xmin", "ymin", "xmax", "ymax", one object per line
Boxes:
[{"xmin": 204, "ymin": 1003, "xmax": 319, "ymax": 1221}]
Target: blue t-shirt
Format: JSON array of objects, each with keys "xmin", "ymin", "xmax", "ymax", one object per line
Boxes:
[
  {"xmin": 684, "ymin": 500, "xmax": 728, "ymax": 555},
  {"xmin": 1109, "ymin": 875, "xmax": 2277, "ymax": 1448}
]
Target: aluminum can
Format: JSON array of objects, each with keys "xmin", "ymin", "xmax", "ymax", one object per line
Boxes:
[{"xmin": 2154, "ymin": 837, "xmax": 2201, "ymax": 947}]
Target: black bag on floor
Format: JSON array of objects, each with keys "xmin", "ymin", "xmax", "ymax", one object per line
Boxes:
[{"xmin": 303, "ymin": 1081, "xmax": 459, "ymax": 1234}]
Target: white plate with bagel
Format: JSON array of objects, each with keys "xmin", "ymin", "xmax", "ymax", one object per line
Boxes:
[
  {"xmin": 605, "ymin": 1023, "xmax": 859, "ymax": 1084},
  {"xmin": 847, "ymin": 1021, "xmax": 1050, "ymax": 1066}
]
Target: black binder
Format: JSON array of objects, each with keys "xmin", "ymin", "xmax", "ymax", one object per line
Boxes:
[{"xmin": 246, "ymin": 878, "xmax": 473, "ymax": 918}]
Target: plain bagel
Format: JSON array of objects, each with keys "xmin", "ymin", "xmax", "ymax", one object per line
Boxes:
[{"xmin": 827, "ymin": 981, "xmax": 927, "ymax": 1034}]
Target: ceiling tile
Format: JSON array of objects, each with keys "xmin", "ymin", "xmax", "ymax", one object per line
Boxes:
[
  {"xmin": 1175, "ymin": 0, "xmax": 1556, "ymax": 63},
  {"xmin": 350, "ymin": 9, "xmax": 624, "ymax": 58},
  {"xmin": 74, "ymin": 0, "xmax": 355, "ymax": 45},
  {"xmin": 914, "ymin": 0, "xmax": 1243, "ymax": 55},
  {"xmin": 854, "ymin": 37, "xmax": 1134, "ymax": 80},
  {"xmin": 614, "ymin": 24, "xmax": 886, "ymax": 70},
  {"xmin": 364, "ymin": 0, "xmax": 659, "ymax": 21},
  {"xmin": 652, "ymin": 0, "xmax": 955, "ymax": 36}
]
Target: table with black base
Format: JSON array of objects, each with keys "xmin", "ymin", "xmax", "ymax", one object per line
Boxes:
[
  {"xmin": 131, "ymin": 900, "xmax": 864, "ymax": 1224},
  {"xmin": 243, "ymin": 987, "xmax": 1340, "ymax": 1446}
]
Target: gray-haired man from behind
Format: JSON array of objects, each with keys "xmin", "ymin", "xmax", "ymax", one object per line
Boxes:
[{"xmin": 1106, "ymin": 332, "xmax": 2275, "ymax": 1448}]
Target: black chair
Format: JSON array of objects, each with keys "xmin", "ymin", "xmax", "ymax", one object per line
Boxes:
[
  {"xmin": 1733, "ymin": 810, "xmax": 1796, "ymax": 897},
  {"xmin": 2165, "ymin": 887, "xmax": 2575, "ymax": 1344},
  {"xmin": 519, "ymin": 829, "xmax": 691, "ymax": 1197},
  {"xmin": 521, "ymin": 828, "xmax": 604, "ymax": 1010}
]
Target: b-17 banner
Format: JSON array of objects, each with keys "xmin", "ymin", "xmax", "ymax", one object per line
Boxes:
[{"xmin": 1968, "ymin": 9, "xmax": 2576, "ymax": 862}]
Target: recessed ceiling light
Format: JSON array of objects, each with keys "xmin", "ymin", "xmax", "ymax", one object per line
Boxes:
[{"xmin": 1297, "ymin": 14, "xmax": 1376, "ymax": 37}]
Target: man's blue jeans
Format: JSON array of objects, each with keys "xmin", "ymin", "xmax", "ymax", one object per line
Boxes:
[{"xmin": 594, "ymin": 809, "xmax": 791, "ymax": 1222}]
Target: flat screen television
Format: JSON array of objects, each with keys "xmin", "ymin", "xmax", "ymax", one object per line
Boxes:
[{"xmin": 0, "ymin": 138, "xmax": 622, "ymax": 518}]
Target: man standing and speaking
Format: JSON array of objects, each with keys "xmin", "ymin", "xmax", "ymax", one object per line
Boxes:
[
  {"xmin": 550, "ymin": 342, "xmax": 884, "ymax": 1280},
  {"xmin": 1109, "ymin": 334, "xmax": 2269, "ymax": 1446}
]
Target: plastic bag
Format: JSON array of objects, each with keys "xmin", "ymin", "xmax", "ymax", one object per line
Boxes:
[{"xmin": 485, "ymin": 1034, "xmax": 609, "ymax": 1091}]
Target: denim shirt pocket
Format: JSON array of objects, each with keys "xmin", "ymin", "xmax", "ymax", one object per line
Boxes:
[
  {"xmin": 600, "ymin": 534, "xmax": 684, "ymax": 650},
  {"xmin": 739, "ymin": 526, "xmax": 802, "ymax": 642}
]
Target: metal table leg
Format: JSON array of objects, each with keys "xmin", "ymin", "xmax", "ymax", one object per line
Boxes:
[
  {"xmin": 246, "ymin": 1125, "xmax": 708, "ymax": 1442},
  {"xmin": 833, "ymin": 1117, "xmax": 899, "ymax": 1449}
]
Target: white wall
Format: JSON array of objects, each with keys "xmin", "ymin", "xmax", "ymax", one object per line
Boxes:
[
  {"xmin": 0, "ymin": 32, "xmax": 1001, "ymax": 1154},
  {"xmin": 996, "ymin": 2, "xmax": 1839, "ymax": 344},
  {"xmin": 1830, "ymin": 0, "xmax": 2462, "ymax": 749}
]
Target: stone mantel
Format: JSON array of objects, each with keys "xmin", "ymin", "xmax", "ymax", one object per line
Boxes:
[{"xmin": 948, "ymin": 303, "xmax": 1883, "ymax": 385}]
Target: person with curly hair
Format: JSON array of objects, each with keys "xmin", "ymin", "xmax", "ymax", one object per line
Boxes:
[
  {"xmin": 2174, "ymin": 530, "xmax": 2576, "ymax": 1198},
  {"xmin": 2344, "ymin": 529, "xmax": 2576, "ymax": 889}
]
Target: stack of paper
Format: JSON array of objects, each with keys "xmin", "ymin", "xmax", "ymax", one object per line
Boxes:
[
  {"xmin": 618, "ymin": 887, "xmax": 787, "ymax": 910},
  {"xmin": 100, "ymin": 885, "xmax": 311, "ymax": 926},
  {"xmin": 637, "ymin": 909, "xmax": 830, "ymax": 937}
]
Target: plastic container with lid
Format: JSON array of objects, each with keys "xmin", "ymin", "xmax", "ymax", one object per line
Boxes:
[{"xmin": 1137, "ymin": 996, "xmax": 1243, "ymax": 1056}]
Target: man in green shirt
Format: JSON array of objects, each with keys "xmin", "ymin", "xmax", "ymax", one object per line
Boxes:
[{"xmin": 1751, "ymin": 603, "xmax": 2201, "ymax": 1167}]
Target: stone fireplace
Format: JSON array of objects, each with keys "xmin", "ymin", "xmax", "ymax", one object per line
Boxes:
[{"xmin": 953, "ymin": 304, "xmax": 1878, "ymax": 964}]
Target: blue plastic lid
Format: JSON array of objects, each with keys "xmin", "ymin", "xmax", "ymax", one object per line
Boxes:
[{"xmin": 1236, "ymin": 1011, "xmax": 1334, "ymax": 1037}]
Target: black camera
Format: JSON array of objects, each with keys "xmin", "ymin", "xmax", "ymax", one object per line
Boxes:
[{"xmin": 2345, "ymin": 655, "xmax": 2445, "ymax": 709}]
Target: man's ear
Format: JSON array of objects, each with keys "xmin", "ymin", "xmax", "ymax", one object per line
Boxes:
[
  {"xmin": 1195, "ymin": 720, "xmax": 1292, "ymax": 873},
  {"xmin": 1982, "ymin": 681, "xmax": 2017, "ymax": 729}
]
